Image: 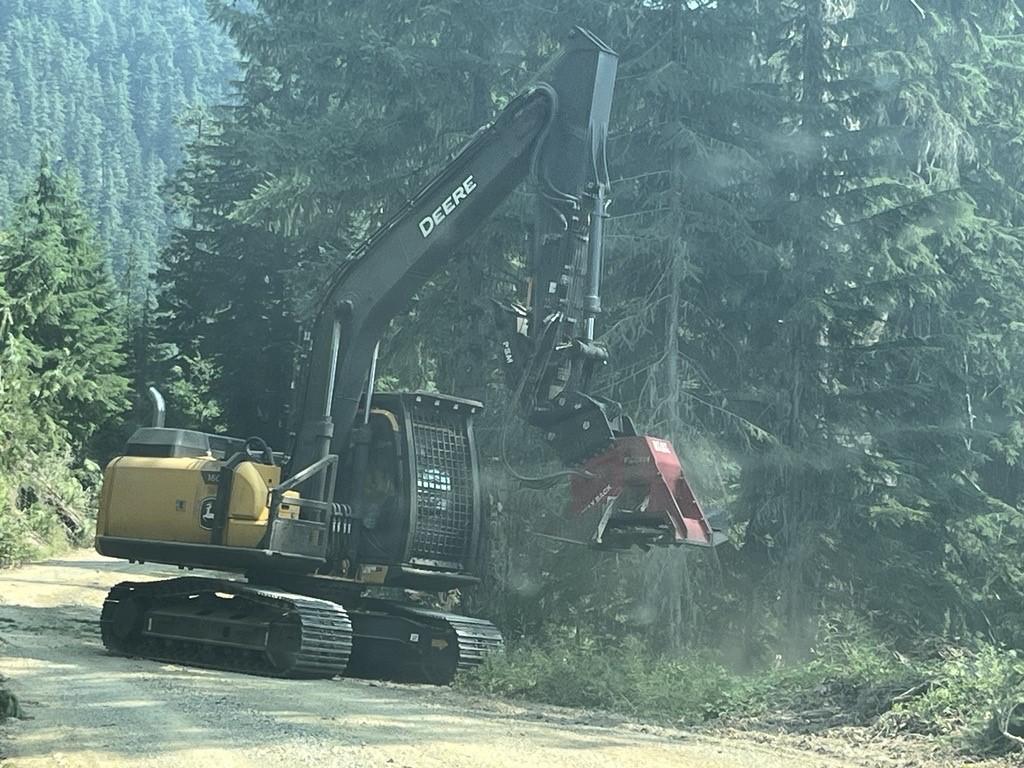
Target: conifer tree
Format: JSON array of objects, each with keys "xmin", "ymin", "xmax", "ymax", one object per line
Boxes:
[
  {"xmin": 0, "ymin": 159, "xmax": 129, "ymax": 446},
  {"xmin": 0, "ymin": 0, "xmax": 238, "ymax": 285}
]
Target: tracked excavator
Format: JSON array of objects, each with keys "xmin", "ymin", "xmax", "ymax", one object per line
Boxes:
[{"xmin": 94, "ymin": 27, "xmax": 724, "ymax": 684}]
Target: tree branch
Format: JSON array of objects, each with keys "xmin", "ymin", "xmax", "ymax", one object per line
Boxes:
[{"xmin": 1001, "ymin": 702, "xmax": 1024, "ymax": 750}]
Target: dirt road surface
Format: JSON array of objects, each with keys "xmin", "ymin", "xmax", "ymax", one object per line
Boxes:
[{"xmin": 0, "ymin": 552, "xmax": 988, "ymax": 768}]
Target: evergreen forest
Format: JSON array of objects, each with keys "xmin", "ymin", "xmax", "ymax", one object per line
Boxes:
[{"xmin": 3, "ymin": 0, "xmax": 1024, "ymax": 757}]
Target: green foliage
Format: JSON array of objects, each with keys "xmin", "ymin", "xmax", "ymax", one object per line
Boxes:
[
  {"xmin": 0, "ymin": 161, "xmax": 121, "ymax": 564},
  {"xmin": 463, "ymin": 613, "xmax": 907, "ymax": 722},
  {"xmin": 880, "ymin": 644, "xmax": 1024, "ymax": 753},
  {"xmin": 0, "ymin": 160, "xmax": 130, "ymax": 445},
  {"xmin": 165, "ymin": 348, "xmax": 226, "ymax": 432},
  {"xmin": 0, "ymin": 0, "xmax": 236, "ymax": 279},
  {"xmin": 464, "ymin": 617, "xmax": 1024, "ymax": 756},
  {"xmin": 0, "ymin": 453, "xmax": 95, "ymax": 568},
  {"xmin": 0, "ymin": 2, "xmax": 238, "ymax": 423},
  {"xmin": 0, "ymin": 345, "xmax": 97, "ymax": 567},
  {"xmin": 462, "ymin": 633, "xmax": 740, "ymax": 720}
]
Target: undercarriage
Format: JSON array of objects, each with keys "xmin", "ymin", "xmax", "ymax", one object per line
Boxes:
[{"xmin": 100, "ymin": 576, "xmax": 503, "ymax": 684}]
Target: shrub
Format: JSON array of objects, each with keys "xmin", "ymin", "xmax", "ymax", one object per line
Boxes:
[
  {"xmin": 460, "ymin": 615, "xmax": 1023, "ymax": 756},
  {"xmin": 879, "ymin": 644, "xmax": 1024, "ymax": 755},
  {"xmin": 0, "ymin": 685, "xmax": 23, "ymax": 720}
]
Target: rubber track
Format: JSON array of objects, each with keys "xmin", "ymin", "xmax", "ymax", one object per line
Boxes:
[{"xmin": 100, "ymin": 577, "xmax": 352, "ymax": 679}]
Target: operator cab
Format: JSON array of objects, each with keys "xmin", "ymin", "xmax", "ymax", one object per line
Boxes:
[{"xmin": 340, "ymin": 392, "xmax": 485, "ymax": 585}]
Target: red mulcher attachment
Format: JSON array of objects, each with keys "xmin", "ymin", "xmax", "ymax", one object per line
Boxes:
[{"xmin": 569, "ymin": 436, "xmax": 725, "ymax": 550}]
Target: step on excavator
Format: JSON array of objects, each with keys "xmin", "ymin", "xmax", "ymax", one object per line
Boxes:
[{"xmin": 94, "ymin": 27, "xmax": 724, "ymax": 685}]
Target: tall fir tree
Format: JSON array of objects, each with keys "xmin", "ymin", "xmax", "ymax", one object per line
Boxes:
[{"xmin": 0, "ymin": 159, "xmax": 130, "ymax": 446}]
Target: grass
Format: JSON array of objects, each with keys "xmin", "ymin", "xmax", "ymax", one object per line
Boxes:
[{"xmin": 458, "ymin": 616, "xmax": 1024, "ymax": 756}]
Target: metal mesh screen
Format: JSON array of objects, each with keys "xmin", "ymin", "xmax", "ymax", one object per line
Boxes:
[{"xmin": 408, "ymin": 404, "xmax": 474, "ymax": 568}]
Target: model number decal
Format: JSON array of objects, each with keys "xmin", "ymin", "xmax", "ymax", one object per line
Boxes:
[{"xmin": 418, "ymin": 175, "xmax": 477, "ymax": 238}]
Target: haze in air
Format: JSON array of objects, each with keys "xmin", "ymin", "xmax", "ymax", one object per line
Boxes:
[{"xmin": 0, "ymin": 2, "xmax": 1022, "ymax": 766}]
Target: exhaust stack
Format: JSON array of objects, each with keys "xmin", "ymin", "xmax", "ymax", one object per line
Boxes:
[{"xmin": 147, "ymin": 386, "xmax": 166, "ymax": 428}]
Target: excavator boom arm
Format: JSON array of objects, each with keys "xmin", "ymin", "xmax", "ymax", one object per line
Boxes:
[
  {"xmin": 289, "ymin": 90, "xmax": 551, "ymax": 480},
  {"xmin": 291, "ymin": 29, "xmax": 616, "ymax": 479}
]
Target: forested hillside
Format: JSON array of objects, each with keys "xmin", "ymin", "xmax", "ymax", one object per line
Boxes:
[
  {"xmin": 0, "ymin": 0, "xmax": 236, "ymax": 283},
  {"xmin": 3, "ymin": 0, "xmax": 1024, "ymax": 757}
]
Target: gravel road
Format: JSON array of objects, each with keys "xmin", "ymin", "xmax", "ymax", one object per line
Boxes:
[{"xmin": 0, "ymin": 551, "xmax": 980, "ymax": 768}]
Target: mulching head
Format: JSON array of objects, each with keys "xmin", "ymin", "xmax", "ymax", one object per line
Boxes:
[{"xmin": 568, "ymin": 436, "xmax": 725, "ymax": 550}]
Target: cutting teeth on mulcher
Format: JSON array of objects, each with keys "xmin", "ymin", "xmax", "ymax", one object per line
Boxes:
[{"xmin": 100, "ymin": 578, "xmax": 503, "ymax": 684}]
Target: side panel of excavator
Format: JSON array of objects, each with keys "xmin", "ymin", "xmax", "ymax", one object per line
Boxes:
[{"xmin": 98, "ymin": 457, "xmax": 282, "ymax": 549}]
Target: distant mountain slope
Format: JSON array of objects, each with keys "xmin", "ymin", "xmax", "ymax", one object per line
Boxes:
[{"xmin": 0, "ymin": 0, "xmax": 237, "ymax": 279}]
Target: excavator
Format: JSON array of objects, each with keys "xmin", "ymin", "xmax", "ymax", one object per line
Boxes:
[{"xmin": 94, "ymin": 27, "xmax": 723, "ymax": 685}]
